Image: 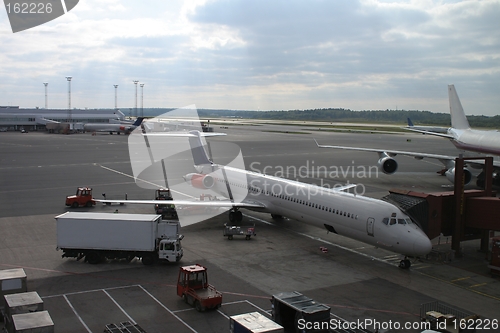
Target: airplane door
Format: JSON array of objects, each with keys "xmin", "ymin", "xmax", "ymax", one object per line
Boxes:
[{"xmin": 366, "ymin": 217, "xmax": 375, "ymax": 237}]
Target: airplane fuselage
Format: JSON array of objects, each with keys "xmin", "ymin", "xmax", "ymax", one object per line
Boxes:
[
  {"xmin": 451, "ymin": 128, "xmax": 500, "ymax": 156},
  {"xmin": 198, "ymin": 165, "xmax": 432, "ymax": 257},
  {"xmin": 83, "ymin": 123, "xmax": 136, "ymax": 134}
]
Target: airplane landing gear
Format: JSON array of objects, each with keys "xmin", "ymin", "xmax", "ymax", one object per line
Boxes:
[
  {"xmin": 399, "ymin": 258, "xmax": 411, "ymax": 269},
  {"xmin": 228, "ymin": 209, "xmax": 242, "ymax": 223}
]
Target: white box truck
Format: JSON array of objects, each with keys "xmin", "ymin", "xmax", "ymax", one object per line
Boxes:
[{"xmin": 55, "ymin": 212, "xmax": 183, "ymax": 265}]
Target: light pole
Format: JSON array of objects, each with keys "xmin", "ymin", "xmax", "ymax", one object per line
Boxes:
[
  {"xmin": 43, "ymin": 82, "xmax": 48, "ymax": 109},
  {"xmin": 133, "ymin": 80, "xmax": 139, "ymax": 117},
  {"xmin": 65, "ymin": 76, "xmax": 72, "ymax": 123},
  {"xmin": 113, "ymin": 84, "xmax": 118, "ymax": 110},
  {"xmin": 140, "ymin": 83, "xmax": 144, "ymax": 117}
]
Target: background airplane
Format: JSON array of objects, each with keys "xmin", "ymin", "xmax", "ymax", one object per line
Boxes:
[
  {"xmin": 84, "ymin": 117, "xmax": 144, "ymax": 135},
  {"xmin": 99, "ymin": 130, "xmax": 432, "ymax": 268},
  {"xmin": 316, "ymin": 85, "xmax": 500, "ymax": 187},
  {"xmin": 405, "ymin": 117, "xmax": 449, "ymax": 134}
]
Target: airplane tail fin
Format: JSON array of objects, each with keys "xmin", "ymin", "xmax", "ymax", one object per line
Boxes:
[
  {"xmin": 188, "ymin": 130, "xmax": 213, "ymax": 166},
  {"xmin": 448, "ymin": 85, "xmax": 470, "ymax": 130},
  {"xmin": 133, "ymin": 117, "xmax": 145, "ymax": 126},
  {"xmin": 407, "ymin": 118, "xmax": 414, "ymax": 127}
]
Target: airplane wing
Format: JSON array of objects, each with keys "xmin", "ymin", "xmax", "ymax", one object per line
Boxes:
[
  {"xmin": 94, "ymin": 198, "xmax": 266, "ymax": 208},
  {"xmin": 314, "ymin": 139, "xmax": 455, "ymax": 162},
  {"xmin": 403, "ymin": 127, "xmax": 454, "ymax": 138},
  {"xmin": 141, "ymin": 132, "xmax": 226, "ymax": 137}
]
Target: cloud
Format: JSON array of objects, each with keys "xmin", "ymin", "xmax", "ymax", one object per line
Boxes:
[{"xmin": 0, "ymin": 0, "xmax": 499, "ymax": 115}]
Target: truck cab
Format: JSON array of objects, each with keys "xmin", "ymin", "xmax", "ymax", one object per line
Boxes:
[
  {"xmin": 65, "ymin": 187, "xmax": 96, "ymax": 208},
  {"xmin": 158, "ymin": 238, "xmax": 183, "ymax": 262}
]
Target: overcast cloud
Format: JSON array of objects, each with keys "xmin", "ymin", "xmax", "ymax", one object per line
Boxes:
[{"xmin": 1, "ymin": 0, "xmax": 499, "ymax": 115}]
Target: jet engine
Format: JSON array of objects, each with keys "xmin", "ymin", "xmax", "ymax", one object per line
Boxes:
[
  {"xmin": 445, "ymin": 168, "xmax": 472, "ymax": 185},
  {"xmin": 184, "ymin": 173, "xmax": 215, "ymax": 189},
  {"xmin": 377, "ymin": 154, "xmax": 398, "ymax": 175}
]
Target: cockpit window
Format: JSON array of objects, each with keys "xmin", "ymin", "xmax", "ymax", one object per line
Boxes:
[
  {"xmin": 382, "ymin": 218, "xmax": 389, "ymax": 225},
  {"xmin": 397, "ymin": 219, "xmax": 407, "ymax": 224},
  {"xmin": 405, "ymin": 218, "xmax": 412, "ymax": 224},
  {"xmin": 390, "ymin": 218, "xmax": 396, "ymax": 225}
]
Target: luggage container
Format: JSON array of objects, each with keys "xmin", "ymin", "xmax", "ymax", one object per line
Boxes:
[
  {"xmin": 271, "ymin": 291, "xmax": 330, "ymax": 333},
  {"xmin": 230, "ymin": 312, "xmax": 284, "ymax": 333},
  {"xmin": 11, "ymin": 311, "xmax": 54, "ymax": 333},
  {"xmin": 0, "ymin": 268, "xmax": 27, "ymax": 322},
  {"xmin": 3, "ymin": 292, "xmax": 44, "ymax": 332}
]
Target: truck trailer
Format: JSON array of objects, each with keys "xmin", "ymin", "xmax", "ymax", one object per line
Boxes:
[{"xmin": 55, "ymin": 212, "xmax": 183, "ymax": 265}]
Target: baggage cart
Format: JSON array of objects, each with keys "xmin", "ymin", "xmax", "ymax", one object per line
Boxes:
[{"xmin": 224, "ymin": 224, "xmax": 256, "ymax": 240}]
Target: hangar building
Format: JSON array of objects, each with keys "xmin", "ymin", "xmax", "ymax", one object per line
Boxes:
[{"xmin": 0, "ymin": 106, "xmax": 126, "ymax": 131}]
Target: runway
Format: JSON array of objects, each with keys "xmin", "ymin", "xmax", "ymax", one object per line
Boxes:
[{"xmin": 0, "ymin": 123, "xmax": 499, "ymax": 333}]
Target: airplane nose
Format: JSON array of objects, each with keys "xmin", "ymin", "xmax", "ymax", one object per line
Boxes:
[{"xmin": 413, "ymin": 233, "xmax": 432, "ymax": 256}]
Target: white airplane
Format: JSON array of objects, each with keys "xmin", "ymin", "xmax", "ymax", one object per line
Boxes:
[
  {"xmin": 405, "ymin": 117, "xmax": 449, "ymax": 134},
  {"xmin": 316, "ymin": 85, "xmax": 500, "ymax": 187},
  {"xmin": 99, "ymin": 130, "xmax": 432, "ymax": 268},
  {"xmin": 84, "ymin": 117, "xmax": 144, "ymax": 135}
]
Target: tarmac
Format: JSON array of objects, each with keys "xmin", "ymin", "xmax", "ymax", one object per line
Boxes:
[{"xmin": 0, "ymin": 122, "xmax": 499, "ymax": 333}]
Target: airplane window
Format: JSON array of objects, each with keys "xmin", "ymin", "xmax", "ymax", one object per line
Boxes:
[
  {"xmin": 347, "ymin": 213, "xmax": 350, "ymax": 218},
  {"xmin": 382, "ymin": 218, "xmax": 389, "ymax": 225},
  {"xmin": 391, "ymin": 213, "xmax": 397, "ymax": 217},
  {"xmin": 405, "ymin": 218, "xmax": 412, "ymax": 224},
  {"xmin": 398, "ymin": 219, "xmax": 407, "ymax": 224},
  {"xmin": 336, "ymin": 210, "xmax": 339, "ymax": 214},
  {"xmin": 390, "ymin": 218, "xmax": 396, "ymax": 225}
]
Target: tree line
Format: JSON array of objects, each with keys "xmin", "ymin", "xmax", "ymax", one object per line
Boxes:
[{"xmin": 141, "ymin": 108, "xmax": 500, "ymax": 128}]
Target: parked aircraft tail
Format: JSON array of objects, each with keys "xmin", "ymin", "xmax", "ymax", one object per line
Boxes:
[
  {"xmin": 188, "ymin": 130, "xmax": 213, "ymax": 166},
  {"xmin": 133, "ymin": 117, "xmax": 145, "ymax": 126},
  {"xmin": 448, "ymin": 85, "xmax": 470, "ymax": 130},
  {"xmin": 407, "ymin": 118, "xmax": 414, "ymax": 127}
]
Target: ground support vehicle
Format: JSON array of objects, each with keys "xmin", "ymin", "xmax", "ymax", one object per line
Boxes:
[
  {"xmin": 104, "ymin": 321, "xmax": 147, "ymax": 333},
  {"xmin": 223, "ymin": 223, "xmax": 256, "ymax": 240},
  {"xmin": 229, "ymin": 312, "xmax": 284, "ymax": 333},
  {"xmin": 176, "ymin": 264, "xmax": 222, "ymax": 312},
  {"xmin": 420, "ymin": 301, "xmax": 479, "ymax": 332},
  {"xmin": 271, "ymin": 291, "xmax": 330, "ymax": 333},
  {"xmin": 154, "ymin": 188, "xmax": 177, "ymax": 219},
  {"xmin": 65, "ymin": 187, "xmax": 96, "ymax": 208},
  {"xmin": 55, "ymin": 212, "xmax": 183, "ymax": 265}
]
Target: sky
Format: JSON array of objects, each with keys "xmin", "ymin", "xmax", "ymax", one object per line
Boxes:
[{"xmin": 1, "ymin": 0, "xmax": 499, "ymax": 115}]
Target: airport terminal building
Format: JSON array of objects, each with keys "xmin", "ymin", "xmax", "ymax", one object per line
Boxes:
[{"xmin": 0, "ymin": 106, "xmax": 126, "ymax": 131}]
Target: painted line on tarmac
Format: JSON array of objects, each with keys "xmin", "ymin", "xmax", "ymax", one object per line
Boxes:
[
  {"xmin": 63, "ymin": 294, "xmax": 93, "ymax": 333},
  {"xmin": 416, "ymin": 271, "xmax": 500, "ymax": 302},
  {"xmin": 98, "ymin": 164, "xmax": 196, "ymax": 199},
  {"xmin": 137, "ymin": 285, "xmax": 198, "ymax": 333},
  {"xmin": 103, "ymin": 289, "xmax": 137, "ymax": 325},
  {"xmin": 243, "ymin": 213, "xmax": 393, "ymax": 267}
]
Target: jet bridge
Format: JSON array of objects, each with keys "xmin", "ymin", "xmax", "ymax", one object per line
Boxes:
[{"xmin": 383, "ymin": 157, "xmax": 499, "ymax": 257}]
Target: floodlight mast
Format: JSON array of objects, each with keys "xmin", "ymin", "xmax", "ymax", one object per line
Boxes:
[
  {"xmin": 113, "ymin": 84, "xmax": 119, "ymax": 110},
  {"xmin": 43, "ymin": 82, "xmax": 48, "ymax": 109},
  {"xmin": 65, "ymin": 76, "xmax": 72, "ymax": 123},
  {"xmin": 140, "ymin": 83, "xmax": 144, "ymax": 117},
  {"xmin": 133, "ymin": 80, "xmax": 139, "ymax": 117}
]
